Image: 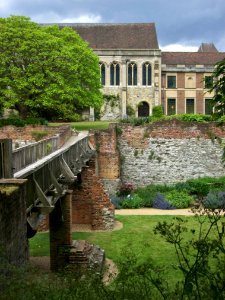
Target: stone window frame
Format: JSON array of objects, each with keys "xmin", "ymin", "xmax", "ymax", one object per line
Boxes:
[
  {"xmin": 167, "ymin": 74, "xmax": 177, "ymax": 89},
  {"xmin": 167, "ymin": 98, "xmax": 176, "ymax": 115},
  {"xmin": 110, "ymin": 62, "xmax": 120, "ymax": 86},
  {"xmin": 142, "ymin": 62, "xmax": 152, "ymax": 86},
  {"xmin": 99, "ymin": 62, "xmax": 106, "ymax": 86},
  {"xmin": 127, "ymin": 62, "xmax": 138, "ymax": 86},
  {"xmin": 185, "ymin": 98, "xmax": 195, "ymax": 114}
]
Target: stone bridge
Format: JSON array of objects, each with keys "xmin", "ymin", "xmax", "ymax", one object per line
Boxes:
[{"xmin": 0, "ymin": 130, "xmax": 114, "ymax": 271}]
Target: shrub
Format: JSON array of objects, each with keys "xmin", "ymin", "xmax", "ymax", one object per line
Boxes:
[
  {"xmin": 152, "ymin": 105, "xmax": 164, "ymax": 119},
  {"xmin": 135, "ymin": 184, "xmax": 173, "ymax": 207},
  {"xmin": 121, "ymin": 194, "xmax": 144, "ymax": 208},
  {"xmin": 203, "ymin": 191, "xmax": 225, "ymax": 209},
  {"xmin": 118, "ymin": 182, "xmax": 134, "ymax": 196},
  {"xmin": 165, "ymin": 190, "xmax": 194, "ymax": 208},
  {"xmin": 153, "ymin": 192, "xmax": 176, "ymax": 210},
  {"xmin": 31, "ymin": 130, "xmax": 48, "ymax": 141},
  {"xmin": 186, "ymin": 177, "xmax": 225, "ymax": 197},
  {"xmin": 126, "ymin": 105, "xmax": 135, "ymax": 117}
]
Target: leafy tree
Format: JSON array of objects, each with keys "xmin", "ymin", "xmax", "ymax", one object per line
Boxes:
[
  {"xmin": 0, "ymin": 16, "xmax": 102, "ymax": 119},
  {"xmin": 210, "ymin": 57, "xmax": 225, "ymax": 118}
]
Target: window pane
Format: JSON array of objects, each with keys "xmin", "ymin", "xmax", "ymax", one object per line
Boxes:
[
  {"xmin": 205, "ymin": 99, "xmax": 213, "ymax": 115},
  {"xmin": 110, "ymin": 64, "xmax": 114, "ymax": 85},
  {"xmin": 133, "ymin": 64, "xmax": 137, "ymax": 85},
  {"xmin": 167, "ymin": 98, "xmax": 176, "ymax": 115},
  {"xmin": 186, "ymin": 98, "xmax": 194, "ymax": 114},
  {"xmin": 116, "ymin": 64, "xmax": 120, "ymax": 85},
  {"xmin": 142, "ymin": 64, "xmax": 146, "ymax": 85},
  {"xmin": 128, "ymin": 64, "xmax": 132, "ymax": 85},
  {"xmin": 205, "ymin": 76, "xmax": 213, "ymax": 89},
  {"xmin": 100, "ymin": 64, "xmax": 105, "ymax": 86},
  {"xmin": 167, "ymin": 76, "xmax": 176, "ymax": 88},
  {"xmin": 147, "ymin": 64, "xmax": 152, "ymax": 85}
]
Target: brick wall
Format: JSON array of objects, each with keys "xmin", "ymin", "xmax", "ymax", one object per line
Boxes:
[
  {"xmin": 0, "ymin": 125, "xmax": 72, "ymax": 146},
  {"xmin": 72, "ymin": 159, "xmax": 114, "ymax": 230},
  {"xmin": 0, "ymin": 179, "xmax": 28, "ymax": 266},
  {"xmin": 94, "ymin": 122, "xmax": 225, "ymax": 190}
]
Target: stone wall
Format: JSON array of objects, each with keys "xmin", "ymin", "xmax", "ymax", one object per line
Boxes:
[
  {"xmin": 0, "ymin": 179, "xmax": 28, "ymax": 266},
  {"xmin": 94, "ymin": 121, "xmax": 225, "ymax": 191},
  {"xmin": 118, "ymin": 121, "xmax": 225, "ymax": 186}
]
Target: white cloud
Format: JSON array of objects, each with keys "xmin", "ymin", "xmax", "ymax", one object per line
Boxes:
[
  {"xmin": 160, "ymin": 43, "xmax": 198, "ymax": 52},
  {"xmin": 61, "ymin": 14, "xmax": 102, "ymax": 23}
]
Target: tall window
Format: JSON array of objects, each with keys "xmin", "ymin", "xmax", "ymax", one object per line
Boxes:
[
  {"xmin": 142, "ymin": 63, "xmax": 152, "ymax": 85},
  {"xmin": 167, "ymin": 75, "xmax": 176, "ymax": 88},
  {"xmin": 205, "ymin": 98, "xmax": 213, "ymax": 115},
  {"xmin": 186, "ymin": 98, "xmax": 195, "ymax": 114},
  {"xmin": 99, "ymin": 63, "xmax": 105, "ymax": 86},
  {"xmin": 128, "ymin": 63, "xmax": 137, "ymax": 86},
  {"xmin": 167, "ymin": 98, "xmax": 176, "ymax": 115},
  {"xmin": 110, "ymin": 63, "xmax": 120, "ymax": 86},
  {"xmin": 204, "ymin": 75, "xmax": 213, "ymax": 89}
]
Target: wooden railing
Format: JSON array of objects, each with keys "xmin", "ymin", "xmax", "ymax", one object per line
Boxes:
[{"xmin": 12, "ymin": 136, "xmax": 59, "ymax": 173}]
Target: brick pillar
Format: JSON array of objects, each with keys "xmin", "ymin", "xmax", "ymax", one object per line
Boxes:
[
  {"xmin": 72, "ymin": 159, "xmax": 115, "ymax": 230},
  {"xmin": 49, "ymin": 190, "xmax": 72, "ymax": 271}
]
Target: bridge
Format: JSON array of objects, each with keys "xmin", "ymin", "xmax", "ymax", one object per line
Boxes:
[{"xmin": 0, "ymin": 130, "xmax": 114, "ymax": 271}]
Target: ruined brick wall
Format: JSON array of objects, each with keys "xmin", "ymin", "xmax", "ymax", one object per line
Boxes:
[
  {"xmin": 94, "ymin": 121, "xmax": 225, "ymax": 189},
  {"xmin": 0, "ymin": 179, "xmax": 28, "ymax": 266},
  {"xmin": 0, "ymin": 125, "xmax": 72, "ymax": 146},
  {"xmin": 91, "ymin": 125, "xmax": 121, "ymax": 194},
  {"xmin": 72, "ymin": 159, "xmax": 114, "ymax": 230}
]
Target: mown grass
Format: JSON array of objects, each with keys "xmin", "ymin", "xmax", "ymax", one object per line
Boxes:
[
  {"xmin": 29, "ymin": 215, "xmax": 221, "ymax": 285},
  {"xmin": 49, "ymin": 121, "xmax": 114, "ymax": 131}
]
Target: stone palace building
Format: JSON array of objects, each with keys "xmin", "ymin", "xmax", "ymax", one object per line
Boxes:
[{"xmin": 58, "ymin": 23, "xmax": 225, "ymax": 120}]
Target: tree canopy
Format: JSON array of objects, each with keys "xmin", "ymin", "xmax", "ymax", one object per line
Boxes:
[
  {"xmin": 210, "ymin": 57, "xmax": 225, "ymax": 117},
  {"xmin": 0, "ymin": 16, "xmax": 102, "ymax": 120}
]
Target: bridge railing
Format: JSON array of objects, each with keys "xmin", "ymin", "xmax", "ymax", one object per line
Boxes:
[{"xmin": 12, "ymin": 136, "xmax": 59, "ymax": 173}]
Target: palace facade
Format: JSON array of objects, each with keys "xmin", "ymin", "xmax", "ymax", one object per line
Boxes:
[{"xmin": 59, "ymin": 23, "xmax": 225, "ymax": 119}]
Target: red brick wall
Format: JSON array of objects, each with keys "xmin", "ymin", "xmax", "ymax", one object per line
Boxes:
[
  {"xmin": 72, "ymin": 159, "xmax": 114, "ymax": 230},
  {"xmin": 177, "ymin": 90, "xmax": 185, "ymax": 114}
]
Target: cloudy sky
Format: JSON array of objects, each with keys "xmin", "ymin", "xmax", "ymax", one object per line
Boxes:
[{"xmin": 1, "ymin": 0, "xmax": 225, "ymax": 52}]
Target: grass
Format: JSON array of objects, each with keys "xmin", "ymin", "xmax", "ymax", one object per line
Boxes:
[
  {"xmin": 49, "ymin": 121, "xmax": 115, "ymax": 131},
  {"xmin": 29, "ymin": 215, "xmax": 220, "ymax": 285}
]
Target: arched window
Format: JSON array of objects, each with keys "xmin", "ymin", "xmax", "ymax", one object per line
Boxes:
[
  {"xmin": 128, "ymin": 63, "xmax": 137, "ymax": 86},
  {"xmin": 138, "ymin": 102, "xmax": 150, "ymax": 117},
  {"xmin": 142, "ymin": 63, "xmax": 152, "ymax": 86},
  {"xmin": 110, "ymin": 63, "xmax": 120, "ymax": 86},
  {"xmin": 99, "ymin": 63, "xmax": 106, "ymax": 86}
]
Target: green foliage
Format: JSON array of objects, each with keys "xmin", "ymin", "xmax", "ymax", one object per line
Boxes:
[
  {"xmin": 209, "ymin": 57, "xmax": 225, "ymax": 118},
  {"xmin": 0, "ymin": 117, "xmax": 47, "ymax": 127},
  {"xmin": 120, "ymin": 194, "xmax": 145, "ymax": 208},
  {"xmin": 185, "ymin": 176, "xmax": 225, "ymax": 197},
  {"xmin": 203, "ymin": 191, "xmax": 225, "ymax": 209},
  {"xmin": 31, "ymin": 130, "xmax": 48, "ymax": 141},
  {"xmin": 152, "ymin": 105, "xmax": 164, "ymax": 119},
  {"xmin": 0, "ymin": 16, "xmax": 102, "ymax": 120},
  {"xmin": 164, "ymin": 190, "xmax": 194, "ymax": 208},
  {"xmin": 103, "ymin": 94, "xmax": 119, "ymax": 107},
  {"xmin": 135, "ymin": 184, "xmax": 173, "ymax": 207},
  {"xmin": 126, "ymin": 105, "xmax": 135, "ymax": 116}
]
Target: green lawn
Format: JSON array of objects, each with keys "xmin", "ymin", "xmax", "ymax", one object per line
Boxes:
[
  {"xmin": 29, "ymin": 215, "xmax": 221, "ymax": 285},
  {"xmin": 49, "ymin": 120, "xmax": 115, "ymax": 131}
]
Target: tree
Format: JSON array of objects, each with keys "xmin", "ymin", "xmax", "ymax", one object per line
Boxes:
[
  {"xmin": 0, "ymin": 16, "xmax": 102, "ymax": 119},
  {"xmin": 210, "ymin": 57, "xmax": 225, "ymax": 117}
]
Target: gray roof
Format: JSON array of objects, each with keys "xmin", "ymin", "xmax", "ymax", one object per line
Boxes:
[{"xmin": 56, "ymin": 23, "xmax": 159, "ymax": 50}]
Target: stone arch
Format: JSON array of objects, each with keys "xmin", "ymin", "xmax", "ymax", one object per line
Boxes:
[{"xmin": 138, "ymin": 101, "xmax": 150, "ymax": 117}]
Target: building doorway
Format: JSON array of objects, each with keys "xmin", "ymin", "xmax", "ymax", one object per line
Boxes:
[{"xmin": 138, "ymin": 101, "xmax": 149, "ymax": 117}]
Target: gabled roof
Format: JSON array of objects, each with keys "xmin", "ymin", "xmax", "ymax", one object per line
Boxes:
[
  {"xmin": 57, "ymin": 23, "xmax": 159, "ymax": 50},
  {"xmin": 198, "ymin": 43, "xmax": 218, "ymax": 53},
  {"xmin": 162, "ymin": 52, "xmax": 225, "ymax": 65}
]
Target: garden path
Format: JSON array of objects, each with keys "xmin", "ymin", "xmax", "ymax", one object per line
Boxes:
[{"xmin": 115, "ymin": 208, "xmax": 195, "ymax": 216}]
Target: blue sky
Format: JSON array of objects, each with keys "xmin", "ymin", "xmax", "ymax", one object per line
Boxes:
[{"xmin": 1, "ymin": 0, "xmax": 225, "ymax": 51}]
